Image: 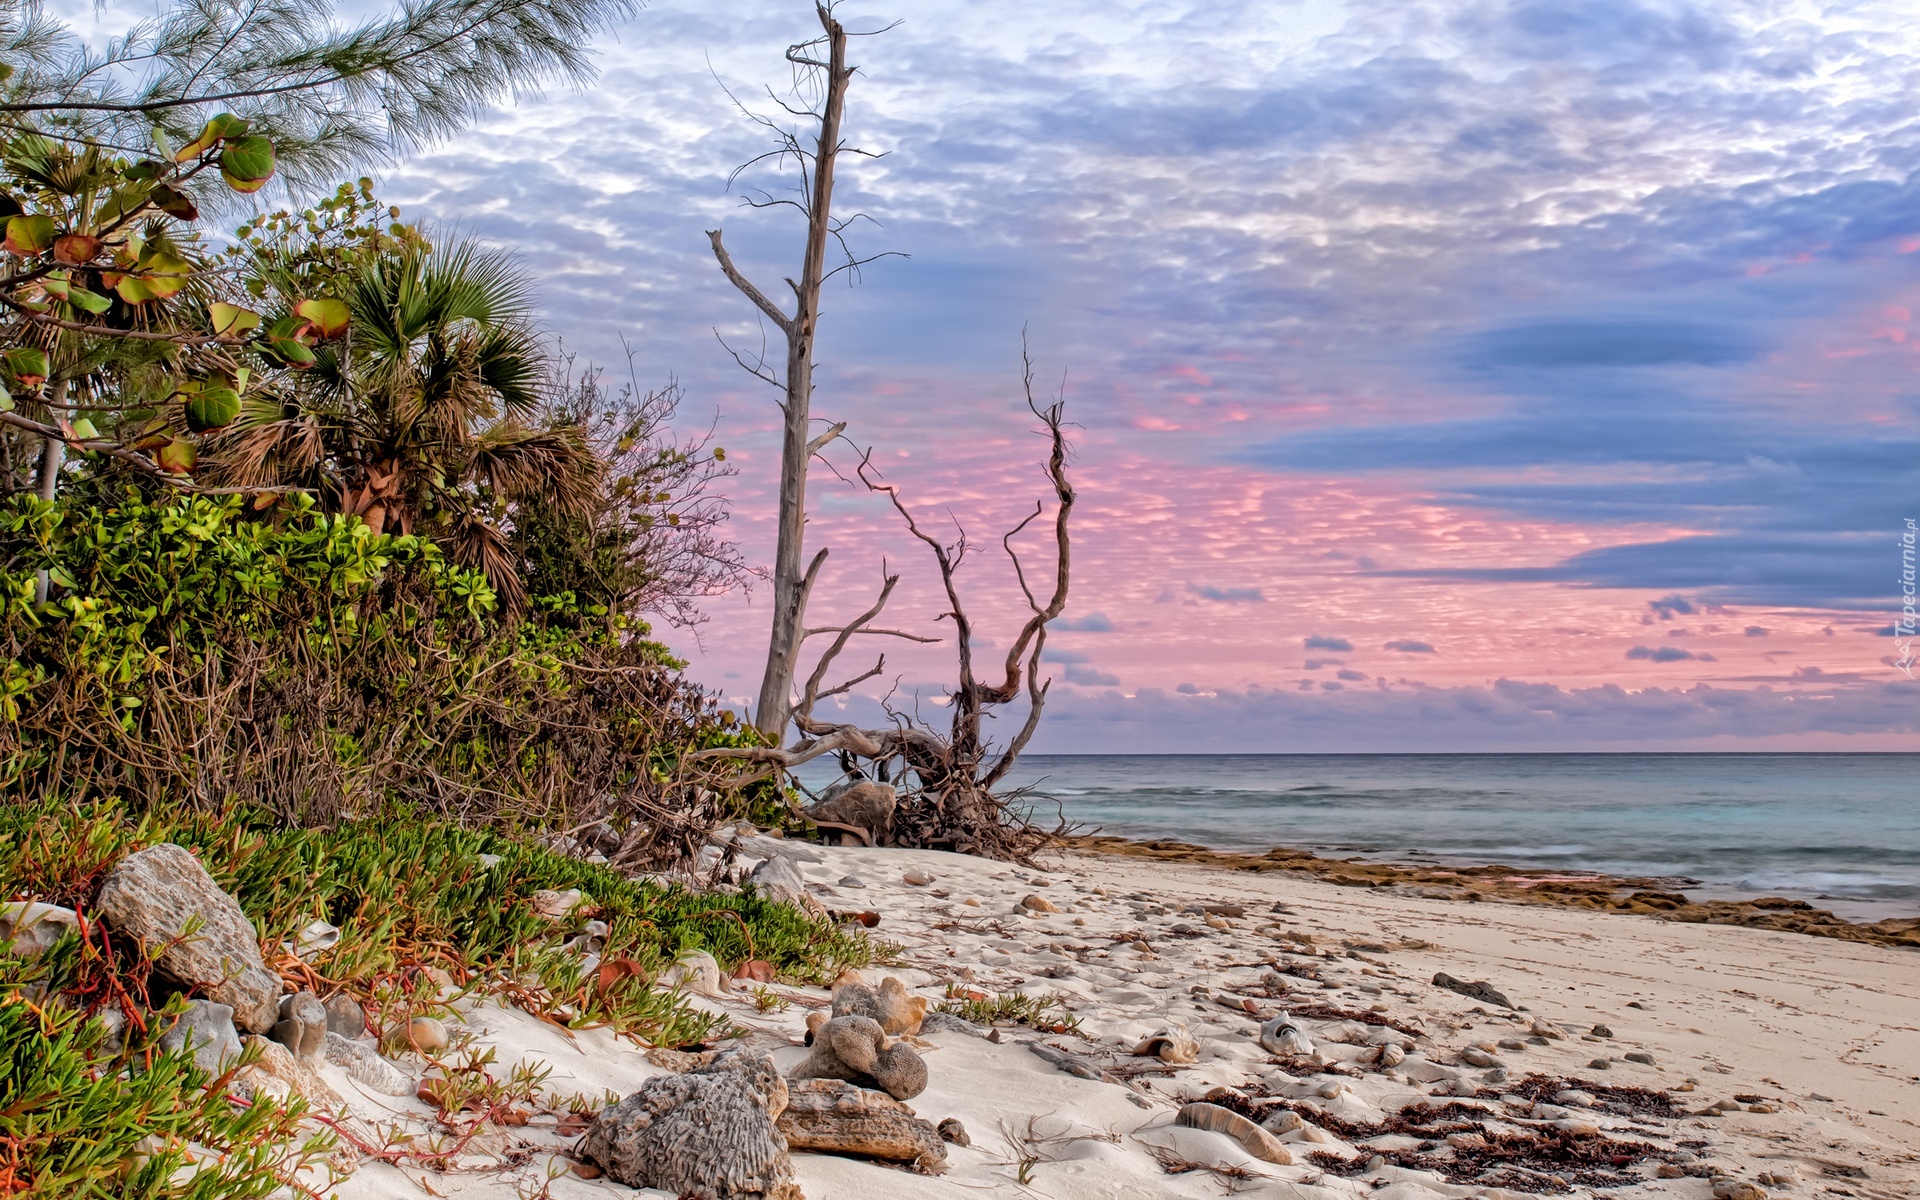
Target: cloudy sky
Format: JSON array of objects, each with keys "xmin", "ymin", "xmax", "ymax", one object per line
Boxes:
[{"xmin": 376, "ymin": 0, "xmax": 1920, "ymax": 750}]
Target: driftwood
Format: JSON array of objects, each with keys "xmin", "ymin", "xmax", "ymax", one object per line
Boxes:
[{"xmin": 695, "ymin": 347, "xmax": 1074, "ymax": 862}]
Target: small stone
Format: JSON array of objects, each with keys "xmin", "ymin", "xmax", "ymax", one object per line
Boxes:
[
  {"xmin": 1260, "ymin": 1109, "xmax": 1304, "ymax": 1134},
  {"xmin": 937, "ymin": 1117, "xmax": 970, "ymax": 1146},
  {"xmin": 1377, "ymin": 1043, "xmax": 1406, "ymax": 1068},
  {"xmin": 397, "ymin": 1016, "xmax": 448, "ymax": 1053},
  {"xmin": 0, "ymin": 901, "xmax": 79, "ymax": 957},
  {"xmin": 1460, "ymin": 1046, "xmax": 1503, "ymax": 1068},
  {"xmin": 662, "ymin": 950, "xmax": 726, "ymax": 997},
  {"xmin": 1531, "ymin": 1018, "xmax": 1566, "ymax": 1039},
  {"xmin": 747, "ymin": 855, "xmax": 810, "ymax": 907},
  {"xmin": 1587, "ymin": 1057, "xmax": 1613, "ymax": 1070},
  {"xmin": 962, "ymin": 897, "xmax": 981, "ymax": 907},
  {"xmin": 158, "ymin": 999, "xmax": 242, "ymax": 1074},
  {"xmin": 1809, "ymin": 1092, "xmax": 1833, "ymax": 1102},
  {"xmin": 269, "ymin": 991, "xmax": 328, "ymax": 1062},
  {"xmin": 1710, "ymin": 1181, "xmax": 1766, "ymax": 1200},
  {"xmin": 1747, "ymin": 1102, "xmax": 1778, "ymax": 1113},
  {"xmin": 1625, "ymin": 1050, "xmax": 1655, "ymax": 1065},
  {"xmin": 1552, "ymin": 1118, "xmax": 1601, "ymax": 1136},
  {"xmin": 323, "ymin": 993, "xmax": 368, "ymax": 1039},
  {"xmin": 1018, "ymin": 894, "xmax": 1058, "ymax": 913},
  {"xmin": 1658, "ymin": 1164, "xmax": 1687, "ymax": 1178},
  {"xmin": 1590, "ymin": 1024, "xmax": 1613, "ymax": 1038},
  {"xmin": 902, "ymin": 869, "xmax": 934, "ymax": 886},
  {"xmin": 1551, "ymin": 1089, "xmax": 1596, "ymax": 1107},
  {"xmin": 839, "ymin": 876, "xmax": 867, "ymax": 889},
  {"xmin": 1497, "ymin": 1038, "xmax": 1527, "ymax": 1051}
]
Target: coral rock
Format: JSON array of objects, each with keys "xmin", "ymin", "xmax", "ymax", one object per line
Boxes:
[
  {"xmin": 832, "ymin": 976, "xmax": 927, "ymax": 1036},
  {"xmin": 803, "ymin": 781, "xmax": 897, "ymax": 845},
  {"xmin": 323, "ymin": 1031, "xmax": 414, "ymax": 1095},
  {"xmin": 581, "ymin": 1050, "xmax": 800, "ymax": 1200},
  {"xmin": 241, "ymin": 1035, "xmax": 343, "ymax": 1108},
  {"xmin": 1176, "ymin": 1102, "xmax": 1295, "ymax": 1165},
  {"xmin": 96, "ymin": 844, "xmax": 281, "ymax": 1032},
  {"xmin": 777, "ymin": 1078, "xmax": 949, "ymax": 1173},
  {"xmin": 790, "ymin": 1014, "xmax": 928, "ymax": 1101}
]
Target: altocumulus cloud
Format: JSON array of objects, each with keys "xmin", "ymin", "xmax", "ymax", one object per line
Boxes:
[
  {"xmin": 1304, "ymin": 634, "xmax": 1353, "ymax": 652},
  {"xmin": 1626, "ymin": 645, "xmax": 1717, "ymax": 663},
  {"xmin": 1188, "ymin": 584, "xmax": 1264, "ymax": 603},
  {"xmin": 1384, "ymin": 640, "xmax": 1436, "ymax": 653}
]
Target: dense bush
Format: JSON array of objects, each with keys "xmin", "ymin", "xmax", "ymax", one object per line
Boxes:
[{"xmin": 0, "ymin": 490, "xmax": 775, "ymax": 862}]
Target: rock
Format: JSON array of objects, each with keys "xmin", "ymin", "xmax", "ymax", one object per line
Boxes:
[
  {"xmin": 747, "ymin": 855, "xmax": 810, "ymax": 907},
  {"xmin": 902, "ymin": 869, "xmax": 934, "ymax": 887},
  {"xmin": 531, "ymin": 888, "xmax": 585, "ymax": 919},
  {"xmin": 1553, "ymin": 1118, "xmax": 1601, "ymax": 1136},
  {"xmin": 1625, "ymin": 1050, "xmax": 1656, "ymax": 1065},
  {"xmin": 1711, "ymin": 1181, "xmax": 1766, "ymax": 1200},
  {"xmin": 919, "ymin": 1011, "xmax": 988, "ymax": 1038},
  {"xmin": 1657, "ymin": 1164, "xmax": 1687, "ymax": 1178},
  {"xmin": 1260, "ymin": 1109, "xmax": 1305, "ymax": 1134},
  {"xmin": 1018, "ymin": 894, "xmax": 1059, "ymax": 914},
  {"xmin": 323, "ymin": 993, "xmax": 368, "ymax": 1039},
  {"xmin": 269, "ymin": 991, "xmax": 327, "ymax": 1062},
  {"xmin": 1175, "ymin": 1103, "xmax": 1295, "ymax": 1165},
  {"xmin": 832, "ymin": 976, "xmax": 927, "ymax": 1036},
  {"xmin": 776, "ymin": 1078, "xmax": 948, "ymax": 1174},
  {"xmin": 735, "ymin": 959, "xmax": 777, "ymax": 984},
  {"xmin": 937, "ymin": 1117, "xmax": 970, "ymax": 1146},
  {"xmin": 838, "ymin": 876, "xmax": 867, "ymax": 889},
  {"xmin": 95, "ymin": 844, "xmax": 281, "ymax": 1033},
  {"xmin": 158, "ymin": 999, "xmax": 242, "ymax": 1075},
  {"xmin": 240, "ymin": 1035, "xmax": 343, "ymax": 1107},
  {"xmin": 1590, "ymin": 1024, "xmax": 1613, "ymax": 1038},
  {"xmin": 323, "ymin": 1031, "xmax": 414, "ymax": 1096},
  {"xmin": 662, "ymin": 950, "xmax": 726, "ymax": 997},
  {"xmin": 1460, "ymin": 1046, "xmax": 1504, "ymax": 1068},
  {"xmin": 0, "ymin": 901, "xmax": 78, "ymax": 956},
  {"xmin": 1431, "ymin": 972, "xmax": 1513, "ymax": 1009},
  {"xmin": 1378, "ymin": 1043, "xmax": 1406, "ymax": 1068},
  {"xmin": 1134, "ymin": 1025, "xmax": 1200, "ymax": 1064},
  {"xmin": 582, "ymin": 1050, "xmax": 800, "ymax": 1199},
  {"xmin": 803, "ymin": 781, "xmax": 897, "ymax": 845},
  {"xmin": 790, "ymin": 1014, "xmax": 928, "ymax": 1101},
  {"xmin": 1531, "ymin": 1018, "xmax": 1566, "ymax": 1039},
  {"xmin": 648, "ymin": 1046, "xmax": 718, "ymax": 1073},
  {"xmin": 1552, "ymin": 1089, "xmax": 1597, "ymax": 1107},
  {"xmin": 1258, "ymin": 1016, "xmax": 1314, "ymax": 1057},
  {"xmin": 1587, "ymin": 1057, "xmax": 1613, "ymax": 1070},
  {"xmin": 385, "ymin": 1015, "xmax": 448, "ymax": 1054}
]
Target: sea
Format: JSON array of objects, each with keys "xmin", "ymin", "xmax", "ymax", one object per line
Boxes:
[{"xmin": 978, "ymin": 753, "xmax": 1920, "ymax": 921}]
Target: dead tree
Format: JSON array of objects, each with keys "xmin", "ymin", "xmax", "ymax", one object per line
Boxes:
[
  {"xmin": 695, "ymin": 351, "xmax": 1074, "ymax": 862},
  {"xmin": 707, "ymin": 2, "xmax": 898, "ymax": 738}
]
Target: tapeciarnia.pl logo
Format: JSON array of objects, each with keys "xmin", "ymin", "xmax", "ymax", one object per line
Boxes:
[{"xmin": 1898, "ymin": 518, "xmax": 1917, "ymax": 679}]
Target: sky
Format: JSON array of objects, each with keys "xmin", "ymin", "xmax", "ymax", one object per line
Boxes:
[{"xmin": 205, "ymin": 0, "xmax": 1920, "ymax": 747}]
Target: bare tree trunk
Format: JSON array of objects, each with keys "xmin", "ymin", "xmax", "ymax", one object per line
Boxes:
[
  {"xmin": 710, "ymin": 3, "xmax": 857, "ymax": 739},
  {"xmin": 32, "ymin": 378, "xmax": 66, "ymax": 606}
]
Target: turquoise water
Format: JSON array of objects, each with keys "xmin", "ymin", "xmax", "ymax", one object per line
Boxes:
[{"xmin": 986, "ymin": 754, "xmax": 1920, "ymax": 917}]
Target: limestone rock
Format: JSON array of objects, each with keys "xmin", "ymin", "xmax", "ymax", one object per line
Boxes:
[
  {"xmin": 581, "ymin": 1050, "xmax": 800, "ymax": 1200},
  {"xmin": 746, "ymin": 855, "xmax": 810, "ymax": 907},
  {"xmin": 803, "ymin": 781, "xmax": 896, "ymax": 844},
  {"xmin": 777, "ymin": 1078, "xmax": 948, "ymax": 1174},
  {"xmin": 1258, "ymin": 1015, "xmax": 1313, "ymax": 1057},
  {"xmin": 158, "ymin": 999, "xmax": 242, "ymax": 1075},
  {"xmin": 937, "ymin": 1117, "xmax": 970, "ymax": 1146},
  {"xmin": 95, "ymin": 844, "xmax": 280, "ymax": 1032},
  {"xmin": 919, "ymin": 1011, "xmax": 988, "ymax": 1038},
  {"xmin": 1260, "ymin": 1109, "xmax": 1305, "ymax": 1134},
  {"xmin": 662, "ymin": 949, "xmax": 726, "ymax": 997},
  {"xmin": 1175, "ymin": 1102, "xmax": 1295, "ymax": 1165},
  {"xmin": 832, "ymin": 976, "xmax": 927, "ymax": 1036},
  {"xmin": 323, "ymin": 1031, "xmax": 414, "ymax": 1095},
  {"xmin": 790, "ymin": 1014, "xmax": 928, "ymax": 1101},
  {"xmin": 270, "ymin": 991, "xmax": 327, "ymax": 1062},
  {"xmin": 1135, "ymin": 1024, "xmax": 1200, "ymax": 1064},
  {"xmin": 1432, "ymin": 971, "xmax": 1513, "ymax": 1009},
  {"xmin": 0, "ymin": 901, "xmax": 78, "ymax": 957}
]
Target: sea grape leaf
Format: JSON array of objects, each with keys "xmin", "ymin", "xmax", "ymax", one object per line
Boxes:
[
  {"xmin": 3, "ymin": 214, "xmax": 54, "ymax": 255},
  {"xmin": 294, "ymin": 297, "xmax": 349, "ymax": 337}
]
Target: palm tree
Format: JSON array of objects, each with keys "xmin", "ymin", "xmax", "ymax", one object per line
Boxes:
[{"xmin": 211, "ymin": 234, "xmax": 600, "ymax": 607}]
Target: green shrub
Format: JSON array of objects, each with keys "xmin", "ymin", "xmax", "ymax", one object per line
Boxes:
[{"xmin": 0, "ymin": 491, "xmax": 777, "ymax": 859}]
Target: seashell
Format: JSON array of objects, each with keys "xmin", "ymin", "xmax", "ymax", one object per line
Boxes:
[
  {"xmin": 294, "ymin": 919, "xmax": 340, "ymax": 958},
  {"xmin": 1378, "ymin": 1042, "xmax": 1406, "ymax": 1067},
  {"xmin": 1175, "ymin": 1102, "xmax": 1295, "ymax": 1165},
  {"xmin": 1133, "ymin": 1024, "xmax": 1199, "ymax": 1064},
  {"xmin": 1258, "ymin": 1015, "xmax": 1314, "ymax": 1057}
]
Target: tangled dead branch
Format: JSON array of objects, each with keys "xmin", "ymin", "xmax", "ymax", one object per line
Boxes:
[{"xmin": 696, "ymin": 345, "xmax": 1074, "ymax": 861}]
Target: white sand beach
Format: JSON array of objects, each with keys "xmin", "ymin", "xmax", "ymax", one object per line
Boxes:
[{"xmin": 321, "ymin": 836, "xmax": 1920, "ymax": 1200}]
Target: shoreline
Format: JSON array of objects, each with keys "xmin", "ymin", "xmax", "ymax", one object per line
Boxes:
[{"xmin": 1059, "ymin": 834, "xmax": 1920, "ymax": 950}]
